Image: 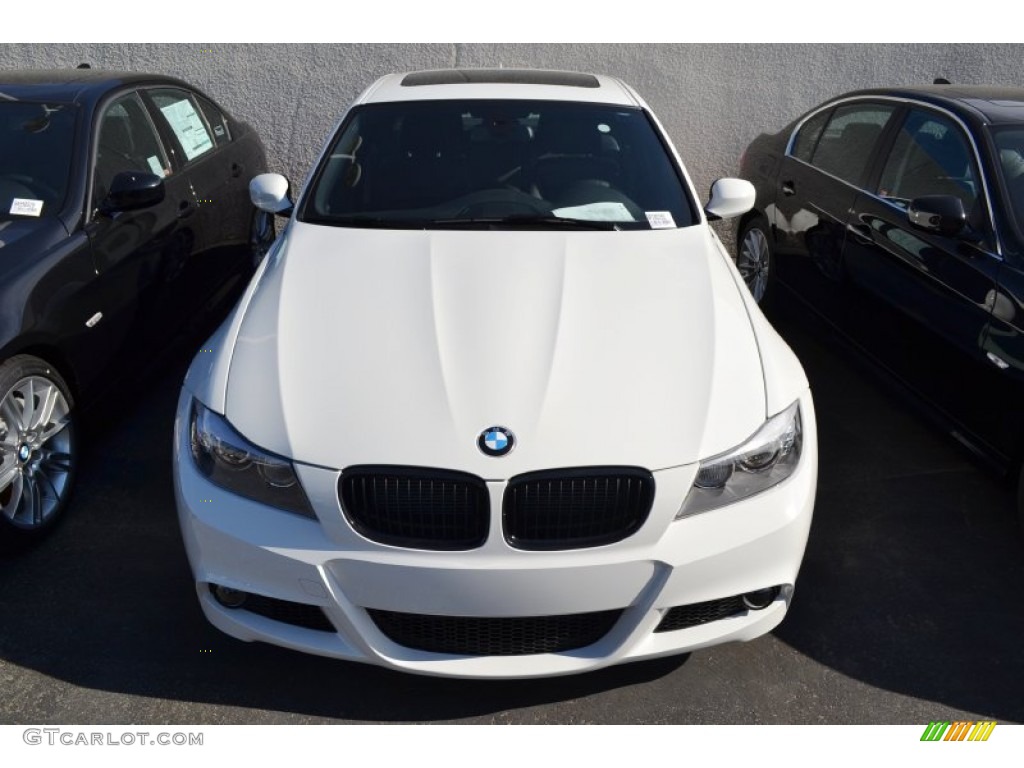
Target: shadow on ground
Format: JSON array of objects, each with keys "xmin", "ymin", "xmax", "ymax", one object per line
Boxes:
[{"xmin": 769, "ymin": 308, "xmax": 1024, "ymax": 723}]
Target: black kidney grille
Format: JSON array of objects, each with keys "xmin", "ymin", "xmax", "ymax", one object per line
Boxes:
[
  {"xmin": 367, "ymin": 609, "xmax": 623, "ymax": 656},
  {"xmin": 503, "ymin": 467, "xmax": 655, "ymax": 550},
  {"xmin": 655, "ymin": 595, "xmax": 746, "ymax": 633},
  {"xmin": 339, "ymin": 466, "xmax": 489, "ymax": 550}
]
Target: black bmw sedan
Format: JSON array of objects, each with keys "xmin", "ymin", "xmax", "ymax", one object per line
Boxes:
[
  {"xmin": 736, "ymin": 84, "xmax": 1024, "ymax": 531},
  {"xmin": 0, "ymin": 69, "xmax": 272, "ymax": 548}
]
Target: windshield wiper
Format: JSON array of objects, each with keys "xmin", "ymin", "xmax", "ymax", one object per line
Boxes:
[
  {"xmin": 314, "ymin": 215, "xmax": 429, "ymax": 229},
  {"xmin": 429, "ymin": 215, "xmax": 621, "ymax": 230}
]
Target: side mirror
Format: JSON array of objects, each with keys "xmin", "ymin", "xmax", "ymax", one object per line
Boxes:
[
  {"xmin": 908, "ymin": 195, "xmax": 967, "ymax": 237},
  {"xmin": 102, "ymin": 171, "xmax": 164, "ymax": 213},
  {"xmin": 705, "ymin": 178, "xmax": 756, "ymax": 221},
  {"xmin": 250, "ymin": 173, "xmax": 293, "ymax": 216}
]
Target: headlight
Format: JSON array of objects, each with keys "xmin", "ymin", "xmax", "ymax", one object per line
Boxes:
[
  {"xmin": 189, "ymin": 400, "xmax": 315, "ymax": 518},
  {"xmin": 677, "ymin": 400, "xmax": 802, "ymax": 518}
]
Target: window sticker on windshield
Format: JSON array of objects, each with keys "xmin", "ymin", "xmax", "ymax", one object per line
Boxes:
[
  {"xmin": 10, "ymin": 198, "xmax": 43, "ymax": 217},
  {"xmin": 645, "ymin": 211, "xmax": 675, "ymax": 229},
  {"xmin": 158, "ymin": 99, "xmax": 213, "ymax": 161},
  {"xmin": 552, "ymin": 202, "xmax": 635, "ymax": 222},
  {"xmin": 147, "ymin": 155, "xmax": 165, "ymax": 176}
]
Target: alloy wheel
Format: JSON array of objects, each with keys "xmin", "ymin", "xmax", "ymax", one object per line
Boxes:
[
  {"xmin": 739, "ymin": 227, "xmax": 771, "ymax": 303},
  {"xmin": 0, "ymin": 376, "xmax": 74, "ymax": 529}
]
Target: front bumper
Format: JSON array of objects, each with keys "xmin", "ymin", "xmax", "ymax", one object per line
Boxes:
[{"xmin": 174, "ymin": 388, "xmax": 817, "ymax": 679}]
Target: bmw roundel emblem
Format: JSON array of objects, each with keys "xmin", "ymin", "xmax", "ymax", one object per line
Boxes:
[{"xmin": 478, "ymin": 426, "xmax": 515, "ymax": 457}]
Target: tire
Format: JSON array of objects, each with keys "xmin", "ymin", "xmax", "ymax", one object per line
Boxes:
[
  {"xmin": 0, "ymin": 355, "xmax": 77, "ymax": 553},
  {"xmin": 249, "ymin": 208, "xmax": 277, "ymax": 268},
  {"xmin": 737, "ymin": 217, "xmax": 774, "ymax": 306}
]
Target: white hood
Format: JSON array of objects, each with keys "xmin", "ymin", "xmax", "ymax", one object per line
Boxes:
[{"xmin": 223, "ymin": 221, "xmax": 766, "ymax": 476}]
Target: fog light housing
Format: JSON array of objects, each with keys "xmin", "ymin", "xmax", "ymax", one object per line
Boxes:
[
  {"xmin": 741, "ymin": 586, "xmax": 780, "ymax": 611},
  {"xmin": 212, "ymin": 584, "xmax": 248, "ymax": 609}
]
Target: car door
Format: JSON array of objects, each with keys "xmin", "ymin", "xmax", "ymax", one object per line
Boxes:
[
  {"xmin": 966, "ymin": 125, "xmax": 1024, "ymax": 465},
  {"xmin": 772, "ymin": 101, "xmax": 898, "ymax": 319},
  {"xmin": 85, "ymin": 89, "xmax": 195, "ymax": 359},
  {"xmin": 840, "ymin": 105, "xmax": 1004, "ymax": 454},
  {"xmin": 144, "ymin": 87, "xmax": 251, "ymax": 310}
]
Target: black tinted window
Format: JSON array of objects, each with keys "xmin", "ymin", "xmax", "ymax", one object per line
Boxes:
[
  {"xmin": 878, "ymin": 108, "xmax": 978, "ymax": 211},
  {"xmin": 300, "ymin": 99, "xmax": 696, "ymax": 230},
  {"xmin": 0, "ymin": 101, "xmax": 76, "ymax": 219},
  {"xmin": 791, "ymin": 109, "xmax": 829, "ymax": 163},
  {"xmin": 810, "ymin": 103, "xmax": 895, "ymax": 185},
  {"xmin": 994, "ymin": 127, "xmax": 1024, "ymax": 232},
  {"xmin": 94, "ymin": 92, "xmax": 170, "ymax": 204}
]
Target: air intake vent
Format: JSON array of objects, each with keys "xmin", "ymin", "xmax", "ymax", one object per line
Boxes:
[
  {"xmin": 367, "ymin": 609, "xmax": 623, "ymax": 655},
  {"xmin": 655, "ymin": 596, "xmax": 747, "ymax": 632}
]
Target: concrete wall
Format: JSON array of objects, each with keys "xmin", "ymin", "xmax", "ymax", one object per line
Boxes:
[{"xmin": 3, "ymin": 43, "xmax": 1023, "ymax": 220}]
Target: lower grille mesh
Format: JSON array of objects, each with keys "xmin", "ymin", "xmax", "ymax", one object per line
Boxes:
[
  {"xmin": 655, "ymin": 595, "xmax": 746, "ymax": 632},
  {"xmin": 242, "ymin": 593, "xmax": 336, "ymax": 633},
  {"xmin": 367, "ymin": 609, "xmax": 623, "ymax": 655}
]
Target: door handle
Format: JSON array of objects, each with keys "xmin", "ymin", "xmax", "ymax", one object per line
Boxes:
[
  {"xmin": 231, "ymin": 162, "xmax": 244, "ymax": 178},
  {"xmin": 177, "ymin": 200, "xmax": 196, "ymax": 219},
  {"xmin": 848, "ymin": 223, "xmax": 873, "ymax": 244},
  {"xmin": 781, "ymin": 181, "xmax": 795, "ymax": 196}
]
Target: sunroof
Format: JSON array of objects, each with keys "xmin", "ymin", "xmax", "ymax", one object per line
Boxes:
[{"xmin": 401, "ymin": 69, "xmax": 600, "ymax": 88}]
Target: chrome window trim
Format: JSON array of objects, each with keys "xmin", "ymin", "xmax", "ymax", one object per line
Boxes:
[{"xmin": 785, "ymin": 94, "xmax": 1003, "ymax": 259}]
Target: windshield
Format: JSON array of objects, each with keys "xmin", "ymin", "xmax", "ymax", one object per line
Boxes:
[
  {"xmin": 299, "ymin": 99, "xmax": 696, "ymax": 230},
  {"xmin": 0, "ymin": 101, "xmax": 76, "ymax": 221}
]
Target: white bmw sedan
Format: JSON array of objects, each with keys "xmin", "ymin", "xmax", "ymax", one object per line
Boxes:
[{"xmin": 174, "ymin": 69, "xmax": 817, "ymax": 678}]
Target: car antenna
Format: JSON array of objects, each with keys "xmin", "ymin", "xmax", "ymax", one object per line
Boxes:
[
  {"xmin": 934, "ymin": 77, "xmax": 950, "ymax": 84},
  {"xmin": 77, "ymin": 62, "xmax": 91, "ymax": 69}
]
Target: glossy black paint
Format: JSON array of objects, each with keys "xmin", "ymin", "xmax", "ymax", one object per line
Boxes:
[
  {"xmin": 738, "ymin": 85, "xmax": 1024, "ymax": 479},
  {"xmin": 0, "ymin": 70, "xmax": 268, "ymax": 403}
]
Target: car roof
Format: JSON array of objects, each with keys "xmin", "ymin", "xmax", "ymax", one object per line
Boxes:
[
  {"xmin": 836, "ymin": 84, "xmax": 1024, "ymax": 125},
  {"xmin": 0, "ymin": 69, "xmax": 195, "ymax": 107},
  {"xmin": 358, "ymin": 69, "xmax": 642, "ymax": 107}
]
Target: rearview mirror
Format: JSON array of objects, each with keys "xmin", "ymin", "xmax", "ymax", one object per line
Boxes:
[
  {"xmin": 908, "ymin": 195, "xmax": 967, "ymax": 237},
  {"xmin": 250, "ymin": 173, "xmax": 293, "ymax": 216},
  {"xmin": 705, "ymin": 178, "xmax": 755, "ymax": 221}
]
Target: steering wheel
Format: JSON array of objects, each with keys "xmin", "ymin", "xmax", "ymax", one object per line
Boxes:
[
  {"xmin": 0, "ymin": 174, "xmax": 60, "ymax": 205},
  {"xmin": 453, "ymin": 188, "xmax": 551, "ymax": 218}
]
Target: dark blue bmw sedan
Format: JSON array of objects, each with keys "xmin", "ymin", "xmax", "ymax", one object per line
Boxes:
[
  {"xmin": 736, "ymin": 84, "xmax": 1024, "ymax": 534},
  {"xmin": 0, "ymin": 69, "xmax": 273, "ymax": 549}
]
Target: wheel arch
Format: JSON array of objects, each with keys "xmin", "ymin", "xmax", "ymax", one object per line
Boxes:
[{"xmin": 0, "ymin": 342, "xmax": 81, "ymax": 404}]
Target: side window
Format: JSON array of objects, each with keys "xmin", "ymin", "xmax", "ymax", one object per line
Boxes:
[
  {"xmin": 196, "ymin": 94, "xmax": 231, "ymax": 146},
  {"xmin": 790, "ymin": 109, "xmax": 830, "ymax": 163},
  {"xmin": 877, "ymin": 108, "xmax": 978, "ymax": 212},
  {"xmin": 809, "ymin": 103, "xmax": 896, "ymax": 185},
  {"xmin": 94, "ymin": 92, "xmax": 170, "ymax": 204},
  {"xmin": 149, "ymin": 88, "xmax": 215, "ymax": 163},
  {"xmin": 994, "ymin": 128, "xmax": 1024, "ymax": 229}
]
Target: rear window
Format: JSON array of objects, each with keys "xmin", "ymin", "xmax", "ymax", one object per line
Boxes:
[{"xmin": 299, "ymin": 99, "xmax": 697, "ymax": 230}]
